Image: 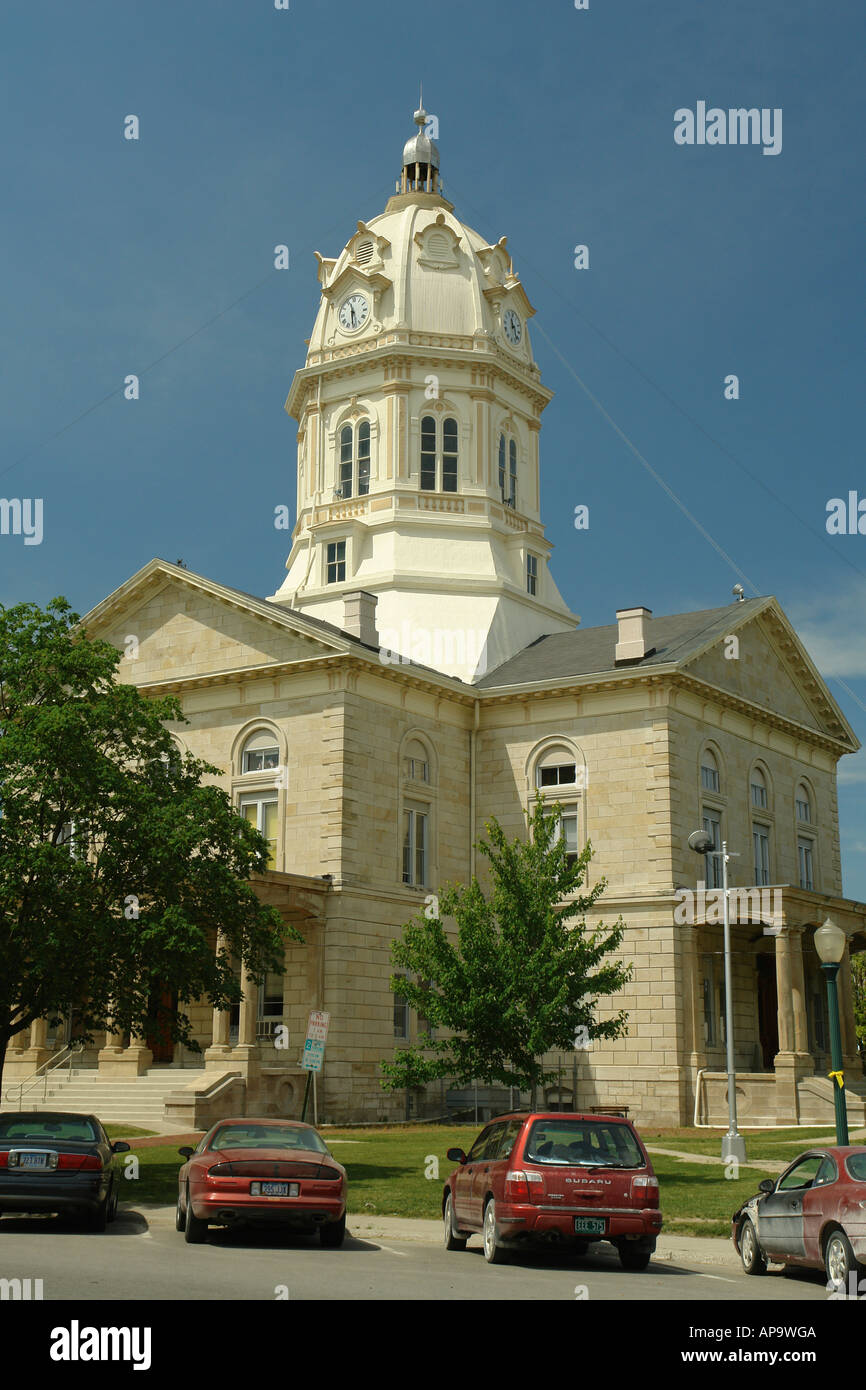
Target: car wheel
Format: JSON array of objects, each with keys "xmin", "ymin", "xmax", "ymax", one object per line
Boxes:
[
  {"xmin": 482, "ymin": 1198, "xmax": 509, "ymax": 1265},
  {"xmin": 183, "ymin": 1185, "xmax": 208, "ymax": 1244},
  {"xmin": 825, "ymin": 1228, "xmax": 858, "ymax": 1290},
  {"xmin": 175, "ymin": 1189, "xmax": 186, "ymax": 1232},
  {"xmin": 619, "ymin": 1244, "xmax": 652, "ymax": 1272},
  {"xmin": 319, "ymin": 1212, "xmax": 346, "ymax": 1248},
  {"xmin": 88, "ymin": 1197, "xmax": 109, "ymax": 1233},
  {"xmin": 443, "ymin": 1193, "xmax": 467, "ymax": 1251},
  {"xmin": 739, "ymin": 1217, "xmax": 767, "ymax": 1276}
]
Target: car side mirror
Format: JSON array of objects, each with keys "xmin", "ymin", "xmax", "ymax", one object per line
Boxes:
[
  {"xmin": 758, "ymin": 1179, "xmax": 775, "ymax": 1194},
  {"xmin": 178, "ymin": 1147, "xmax": 195, "ymax": 1159},
  {"xmin": 446, "ymin": 1148, "xmax": 467, "ymax": 1164},
  {"xmin": 110, "ymin": 1141, "xmax": 131, "ymax": 1154}
]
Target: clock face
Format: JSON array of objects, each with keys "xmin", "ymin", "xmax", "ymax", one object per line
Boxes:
[
  {"xmin": 339, "ymin": 293, "xmax": 369, "ymax": 332},
  {"xmin": 503, "ymin": 308, "xmax": 522, "ymax": 345}
]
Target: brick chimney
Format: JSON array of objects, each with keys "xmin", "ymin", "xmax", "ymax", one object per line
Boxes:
[
  {"xmin": 342, "ymin": 591, "xmax": 379, "ymax": 649},
  {"xmin": 615, "ymin": 606, "xmax": 654, "ymax": 664}
]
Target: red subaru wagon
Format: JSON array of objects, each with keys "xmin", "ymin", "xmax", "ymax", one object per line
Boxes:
[{"xmin": 443, "ymin": 1111, "xmax": 662, "ymax": 1268}]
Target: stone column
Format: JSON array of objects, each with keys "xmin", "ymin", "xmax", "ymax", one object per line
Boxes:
[
  {"xmin": 18, "ymin": 1016, "xmax": 53, "ymax": 1073},
  {"xmin": 205, "ymin": 931, "xmax": 234, "ymax": 1069},
  {"xmin": 122, "ymin": 1025, "xmax": 153, "ymax": 1077},
  {"xmin": 97, "ymin": 1005, "xmax": 128, "ymax": 1076},
  {"xmin": 774, "ymin": 927, "xmax": 815, "ymax": 1124}
]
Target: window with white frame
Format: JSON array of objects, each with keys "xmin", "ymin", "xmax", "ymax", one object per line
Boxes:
[
  {"xmin": 239, "ymin": 793, "xmax": 278, "ymax": 871},
  {"xmin": 534, "ymin": 745, "xmax": 584, "ymax": 868},
  {"xmin": 338, "ymin": 421, "xmax": 370, "ymax": 498},
  {"xmin": 420, "ymin": 415, "xmax": 459, "ymax": 492},
  {"xmin": 526, "ymin": 553, "xmax": 538, "ymax": 596},
  {"xmin": 326, "ymin": 539, "xmax": 346, "ymax": 584},
  {"xmin": 242, "ymin": 730, "xmax": 280, "ymax": 774},
  {"xmin": 497, "ymin": 431, "xmax": 518, "ymax": 506}
]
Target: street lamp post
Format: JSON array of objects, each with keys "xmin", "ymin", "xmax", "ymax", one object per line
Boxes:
[
  {"xmin": 688, "ymin": 830, "xmax": 747, "ymax": 1164},
  {"xmin": 814, "ymin": 917, "xmax": 849, "ymax": 1146}
]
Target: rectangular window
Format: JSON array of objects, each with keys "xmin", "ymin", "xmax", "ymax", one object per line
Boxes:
[
  {"xmin": 753, "ymin": 825, "xmax": 770, "ymax": 887},
  {"xmin": 553, "ymin": 806, "xmax": 579, "ymax": 867},
  {"xmin": 406, "ymin": 758, "xmax": 429, "ymax": 782},
  {"xmin": 442, "ymin": 418, "xmax": 458, "ymax": 493},
  {"xmin": 240, "ymin": 796, "xmax": 278, "ymax": 870},
  {"xmin": 526, "ymin": 553, "xmax": 538, "ymax": 595},
  {"xmin": 402, "ymin": 808, "xmax": 428, "ymax": 886},
  {"xmin": 796, "ymin": 798, "xmax": 811, "ymax": 823},
  {"xmin": 701, "ymin": 954, "xmax": 715, "ymax": 1045},
  {"xmin": 798, "ymin": 838, "xmax": 814, "ymax": 891},
  {"xmin": 243, "ymin": 747, "xmax": 279, "ymax": 772},
  {"xmin": 420, "ymin": 418, "xmax": 436, "ymax": 490},
  {"xmin": 538, "ymin": 764, "xmax": 576, "ymax": 787},
  {"xmin": 326, "ymin": 540, "xmax": 346, "ymax": 584},
  {"xmin": 751, "ymin": 782, "xmax": 767, "ymax": 809},
  {"xmin": 357, "ymin": 430, "xmax": 370, "ymax": 497},
  {"xmin": 393, "ymin": 978, "xmax": 409, "ymax": 1040},
  {"xmin": 509, "ymin": 453, "xmax": 517, "ymax": 507},
  {"xmin": 258, "ymin": 972, "xmax": 284, "ymax": 1020},
  {"xmin": 702, "ymin": 810, "xmax": 722, "ymax": 889}
]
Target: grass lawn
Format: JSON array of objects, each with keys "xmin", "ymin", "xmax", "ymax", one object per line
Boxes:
[
  {"xmin": 641, "ymin": 1126, "xmax": 858, "ymax": 1165},
  {"xmin": 104, "ymin": 1125, "xmax": 157, "ymax": 1140},
  {"xmin": 118, "ymin": 1124, "xmax": 780, "ymax": 1236}
]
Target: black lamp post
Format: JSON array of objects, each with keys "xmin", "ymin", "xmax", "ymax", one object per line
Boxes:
[{"xmin": 814, "ymin": 917, "xmax": 849, "ymax": 1146}]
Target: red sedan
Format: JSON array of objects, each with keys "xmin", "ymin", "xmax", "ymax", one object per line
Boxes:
[
  {"xmin": 176, "ymin": 1118, "xmax": 347, "ymax": 1246},
  {"xmin": 732, "ymin": 1146, "xmax": 866, "ymax": 1287}
]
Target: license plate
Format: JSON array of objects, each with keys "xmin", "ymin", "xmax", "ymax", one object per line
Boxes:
[
  {"xmin": 19, "ymin": 1152, "xmax": 49, "ymax": 1170},
  {"xmin": 260, "ymin": 1182, "xmax": 297, "ymax": 1197},
  {"xmin": 574, "ymin": 1217, "xmax": 605, "ymax": 1234}
]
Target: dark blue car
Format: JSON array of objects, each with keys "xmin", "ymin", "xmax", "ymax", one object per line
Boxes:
[{"xmin": 0, "ymin": 1111, "xmax": 130, "ymax": 1230}]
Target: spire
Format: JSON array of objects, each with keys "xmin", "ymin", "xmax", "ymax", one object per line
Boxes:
[{"xmin": 399, "ymin": 96, "xmax": 440, "ymax": 195}]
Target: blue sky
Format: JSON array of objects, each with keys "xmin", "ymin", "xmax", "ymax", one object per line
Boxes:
[{"xmin": 2, "ymin": 0, "xmax": 864, "ymax": 894}]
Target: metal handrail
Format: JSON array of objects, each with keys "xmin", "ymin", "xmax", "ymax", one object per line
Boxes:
[{"xmin": 5, "ymin": 1042, "xmax": 84, "ymax": 1111}]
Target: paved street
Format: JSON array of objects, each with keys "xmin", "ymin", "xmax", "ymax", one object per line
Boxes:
[{"xmin": 0, "ymin": 1205, "xmax": 832, "ymax": 1302}]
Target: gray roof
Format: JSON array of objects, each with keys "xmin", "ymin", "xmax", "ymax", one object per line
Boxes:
[{"xmin": 476, "ymin": 599, "xmax": 768, "ymax": 688}]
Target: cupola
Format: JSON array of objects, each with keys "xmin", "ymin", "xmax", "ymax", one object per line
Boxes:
[{"xmin": 399, "ymin": 104, "xmax": 440, "ymax": 195}]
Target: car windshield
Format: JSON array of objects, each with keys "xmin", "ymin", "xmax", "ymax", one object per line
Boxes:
[
  {"xmin": 846, "ymin": 1153, "xmax": 866, "ymax": 1182},
  {"xmin": 208, "ymin": 1125, "xmax": 328, "ymax": 1153},
  {"xmin": 524, "ymin": 1119, "xmax": 644, "ymax": 1167},
  {"xmin": 0, "ymin": 1117, "xmax": 98, "ymax": 1143}
]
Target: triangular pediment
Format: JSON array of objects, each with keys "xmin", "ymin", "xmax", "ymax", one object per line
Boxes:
[
  {"xmin": 81, "ymin": 560, "xmax": 352, "ymax": 687},
  {"xmin": 682, "ymin": 598, "xmax": 857, "ymax": 749}
]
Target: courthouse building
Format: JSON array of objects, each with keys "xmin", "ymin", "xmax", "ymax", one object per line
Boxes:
[{"xmin": 5, "ymin": 109, "xmax": 865, "ymax": 1129}]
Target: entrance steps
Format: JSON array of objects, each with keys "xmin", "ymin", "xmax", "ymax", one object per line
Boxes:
[{"xmin": 0, "ymin": 1067, "xmax": 205, "ymax": 1128}]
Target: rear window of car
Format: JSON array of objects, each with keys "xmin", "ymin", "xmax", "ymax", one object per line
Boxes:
[
  {"xmin": 0, "ymin": 1117, "xmax": 98, "ymax": 1143},
  {"xmin": 524, "ymin": 1119, "xmax": 645, "ymax": 1167},
  {"xmin": 845, "ymin": 1153, "xmax": 866, "ymax": 1182},
  {"xmin": 208, "ymin": 1125, "xmax": 327, "ymax": 1153}
]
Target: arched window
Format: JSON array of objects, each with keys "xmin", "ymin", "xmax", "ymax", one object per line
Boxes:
[
  {"xmin": 400, "ymin": 735, "xmax": 436, "ymax": 888},
  {"xmin": 497, "ymin": 431, "xmax": 519, "ymax": 506},
  {"xmin": 750, "ymin": 766, "xmax": 768, "ymax": 809},
  {"xmin": 241, "ymin": 730, "xmax": 280, "ymax": 774},
  {"xmin": 420, "ymin": 416, "xmax": 459, "ymax": 493},
  {"xmin": 532, "ymin": 742, "xmax": 586, "ymax": 868},
  {"xmin": 338, "ymin": 421, "xmax": 371, "ymax": 499},
  {"xmin": 700, "ymin": 748, "xmax": 720, "ymax": 794}
]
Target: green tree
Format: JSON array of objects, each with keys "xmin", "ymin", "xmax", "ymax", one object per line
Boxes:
[
  {"xmin": 0, "ymin": 597, "xmax": 299, "ymax": 1090},
  {"xmin": 380, "ymin": 796, "xmax": 631, "ymax": 1096},
  {"xmin": 852, "ymin": 952, "xmax": 866, "ymax": 1054}
]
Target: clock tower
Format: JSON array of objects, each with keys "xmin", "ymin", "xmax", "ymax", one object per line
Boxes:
[{"xmin": 269, "ymin": 105, "xmax": 578, "ymax": 681}]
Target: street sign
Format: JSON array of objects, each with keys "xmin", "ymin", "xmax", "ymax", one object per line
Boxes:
[{"xmin": 301, "ymin": 1011, "xmax": 330, "ymax": 1072}]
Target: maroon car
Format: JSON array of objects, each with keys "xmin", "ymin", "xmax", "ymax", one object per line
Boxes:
[
  {"xmin": 176, "ymin": 1118, "xmax": 347, "ymax": 1246},
  {"xmin": 443, "ymin": 1111, "xmax": 662, "ymax": 1268},
  {"xmin": 732, "ymin": 1146, "xmax": 866, "ymax": 1287}
]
